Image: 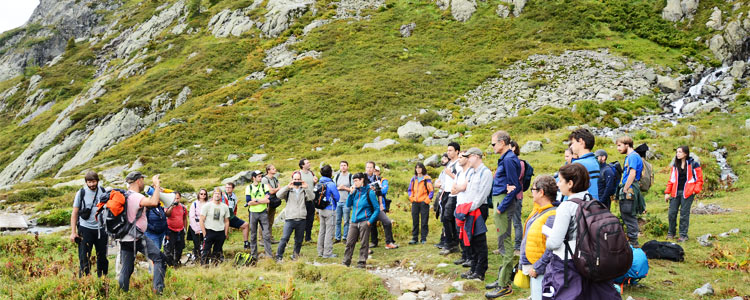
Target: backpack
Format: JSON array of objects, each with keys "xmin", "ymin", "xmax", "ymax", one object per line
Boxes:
[
  {"xmin": 564, "ymin": 196, "xmax": 632, "ymax": 284},
  {"xmin": 146, "ymin": 205, "xmax": 168, "ymax": 234},
  {"xmin": 96, "ymin": 188, "xmax": 143, "ymax": 240},
  {"xmin": 234, "ymin": 252, "xmax": 257, "ymax": 267},
  {"xmin": 609, "ymin": 161, "xmax": 623, "ymax": 186},
  {"xmin": 521, "ymin": 160, "xmax": 534, "ymax": 192},
  {"xmin": 312, "ymin": 182, "xmax": 331, "ymax": 209},
  {"xmin": 641, "ymin": 240, "xmax": 685, "ymax": 262},
  {"xmin": 264, "ymin": 177, "xmax": 282, "ymax": 209},
  {"xmin": 640, "ymin": 161, "xmax": 654, "ymax": 192},
  {"xmin": 614, "ymin": 245, "xmax": 649, "ymax": 285}
]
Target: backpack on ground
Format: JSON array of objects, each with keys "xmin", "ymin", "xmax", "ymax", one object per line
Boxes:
[
  {"xmin": 609, "ymin": 161, "xmax": 623, "ymax": 186},
  {"xmin": 564, "ymin": 196, "xmax": 632, "ymax": 284},
  {"xmin": 614, "ymin": 245, "xmax": 649, "ymax": 286},
  {"xmin": 640, "ymin": 161, "xmax": 654, "ymax": 192},
  {"xmin": 521, "ymin": 160, "xmax": 534, "ymax": 192},
  {"xmin": 641, "ymin": 240, "xmax": 685, "ymax": 262},
  {"xmin": 96, "ymin": 188, "xmax": 143, "ymax": 240},
  {"xmin": 234, "ymin": 252, "xmax": 257, "ymax": 267},
  {"xmin": 312, "ymin": 182, "xmax": 331, "ymax": 209}
]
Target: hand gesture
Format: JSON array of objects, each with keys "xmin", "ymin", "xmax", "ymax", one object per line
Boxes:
[
  {"xmin": 70, "ymin": 232, "xmax": 79, "ymax": 243},
  {"xmin": 152, "ymin": 174, "xmax": 161, "ymax": 188}
]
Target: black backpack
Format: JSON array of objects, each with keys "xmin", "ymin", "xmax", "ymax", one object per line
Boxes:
[
  {"xmin": 96, "ymin": 188, "xmax": 143, "ymax": 240},
  {"xmin": 312, "ymin": 182, "xmax": 331, "ymax": 209},
  {"xmin": 521, "ymin": 160, "xmax": 534, "ymax": 192},
  {"xmin": 564, "ymin": 196, "xmax": 632, "ymax": 284},
  {"xmin": 609, "ymin": 161, "xmax": 623, "ymax": 187},
  {"xmin": 641, "ymin": 240, "xmax": 685, "ymax": 262}
]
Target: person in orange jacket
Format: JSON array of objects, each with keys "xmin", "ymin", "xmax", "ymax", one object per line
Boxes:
[
  {"xmin": 664, "ymin": 146, "xmax": 704, "ymax": 242},
  {"xmin": 408, "ymin": 162, "xmax": 434, "ymax": 244}
]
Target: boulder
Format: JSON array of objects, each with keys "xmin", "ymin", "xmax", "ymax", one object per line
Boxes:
[
  {"xmin": 400, "ymin": 22, "xmax": 416, "ymax": 38},
  {"xmin": 248, "ymin": 153, "xmax": 268, "ymax": 163},
  {"xmin": 662, "ymin": 0, "xmax": 683, "ymax": 22},
  {"xmin": 259, "ymin": 0, "xmax": 314, "ymax": 37},
  {"xmin": 697, "ymin": 233, "xmax": 713, "ymax": 247},
  {"xmin": 100, "ymin": 164, "xmax": 128, "ymax": 183},
  {"xmin": 398, "ymin": 292, "xmax": 419, "ymax": 300},
  {"xmin": 207, "ymin": 8, "xmax": 256, "ymax": 38},
  {"xmin": 397, "ymin": 121, "xmax": 436, "ymax": 140},
  {"xmin": 227, "ymin": 154, "xmax": 239, "ymax": 161},
  {"xmin": 451, "ymin": 281, "xmax": 465, "ymax": 292},
  {"xmin": 424, "ymin": 154, "xmax": 440, "ymax": 168},
  {"xmin": 363, "ymin": 139, "xmax": 399, "ymax": 150},
  {"xmin": 730, "ymin": 60, "xmax": 746, "ymax": 78},
  {"xmin": 417, "ymin": 290, "xmax": 436, "ymax": 299},
  {"xmin": 693, "ymin": 283, "xmax": 714, "ymax": 296},
  {"xmin": 52, "ymin": 178, "xmax": 85, "ymax": 189},
  {"xmin": 441, "ymin": 293, "xmax": 464, "ymax": 300},
  {"xmin": 423, "ymin": 137, "xmax": 451, "ymax": 147},
  {"xmin": 176, "ymin": 149, "xmax": 189, "ymax": 157},
  {"xmin": 521, "ymin": 141, "xmax": 543, "ymax": 154},
  {"xmin": 222, "ymin": 170, "xmax": 253, "ymax": 186},
  {"xmin": 129, "ymin": 157, "xmax": 144, "ymax": 171},
  {"xmin": 656, "ymin": 75, "xmax": 680, "ymax": 92},
  {"xmin": 687, "ymin": 125, "xmax": 697, "ymax": 135},
  {"xmin": 450, "ymin": 0, "xmax": 477, "ymax": 22},
  {"xmin": 434, "ymin": 129, "xmax": 450, "ymax": 139},
  {"xmin": 745, "ymin": 119, "xmax": 750, "ymax": 129},
  {"xmin": 399, "ymin": 277, "xmax": 426, "ymax": 292},
  {"xmin": 496, "ymin": 4, "xmax": 510, "ymax": 18},
  {"xmin": 709, "ymin": 34, "xmax": 728, "ymax": 62},
  {"xmin": 705, "ymin": 7, "xmax": 723, "ymax": 30}
]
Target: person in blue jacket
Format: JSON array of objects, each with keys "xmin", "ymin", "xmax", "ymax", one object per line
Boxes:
[
  {"xmin": 595, "ymin": 149, "xmax": 617, "ymax": 209},
  {"xmin": 342, "ymin": 172, "xmax": 380, "ymax": 268},
  {"xmin": 317, "ymin": 165, "xmax": 340, "ymax": 258}
]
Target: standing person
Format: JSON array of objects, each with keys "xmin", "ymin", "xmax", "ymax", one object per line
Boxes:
[
  {"xmin": 189, "ymin": 189, "xmax": 209, "ymax": 261},
  {"xmin": 334, "ymin": 161, "xmax": 354, "ymax": 244},
  {"xmin": 69, "ymin": 171, "xmax": 108, "ymax": 277},
  {"xmin": 518, "ymin": 176, "xmax": 558, "ymax": 300},
  {"xmin": 508, "ymin": 141, "xmax": 525, "ymax": 253},
  {"xmin": 222, "ymin": 182, "xmax": 250, "ymax": 249},
  {"xmin": 453, "ymin": 148, "xmax": 492, "ymax": 282},
  {"xmin": 261, "ymin": 164, "xmax": 281, "ymax": 244},
  {"xmin": 665, "ymin": 146, "xmax": 703, "ymax": 242},
  {"xmin": 317, "ymin": 165, "xmax": 341, "ymax": 258},
  {"xmin": 200, "ymin": 188, "xmax": 230, "ymax": 265},
  {"xmin": 485, "ymin": 131, "xmax": 521, "ymax": 298},
  {"xmin": 564, "ymin": 148, "xmax": 575, "ymax": 165},
  {"xmin": 439, "ymin": 142, "xmax": 462, "ymax": 255},
  {"xmin": 276, "ymin": 172, "xmax": 314, "ymax": 261},
  {"xmin": 542, "ymin": 164, "xmax": 621, "ymax": 300},
  {"xmin": 568, "ymin": 128, "xmax": 600, "ymax": 200},
  {"xmin": 451, "ymin": 152, "xmax": 474, "ymax": 268},
  {"xmin": 616, "ymin": 136, "xmax": 644, "ymax": 247},
  {"xmin": 434, "ymin": 153, "xmax": 450, "ymax": 250},
  {"xmin": 342, "ymin": 173, "xmax": 380, "ymax": 268},
  {"xmin": 299, "ymin": 159, "xmax": 318, "ymax": 242},
  {"xmin": 408, "ymin": 162, "xmax": 434, "ymax": 244},
  {"xmin": 164, "ymin": 192, "xmax": 188, "ymax": 267},
  {"xmin": 595, "ymin": 150, "xmax": 617, "ymax": 209},
  {"xmin": 118, "ymin": 172, "xmax": 165, "ymax": 294},
  {"xmin": 365, "ymin": 161, "xmax": 381, "ymax": 248},
  {"xmin": 145, "ymin": 203, "xmax": 168, "ymax": 250},
  {"xmin": 245, "ymin": 171, "xmax": 274, "ymax": 261},
  {"xmin": 370, "ymin": 166, "xmax": 398, "ymax": 250}
]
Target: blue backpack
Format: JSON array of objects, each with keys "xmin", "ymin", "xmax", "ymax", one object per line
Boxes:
[
  {"xmin": 614, "ymin": 245, "xmax": 649, "ymax": 285},
  {"xmin": 146, "ymin": 206, "xmax": 168, "ymax": 234}
]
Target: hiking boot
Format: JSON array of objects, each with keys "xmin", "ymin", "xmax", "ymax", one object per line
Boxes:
[
  {"xmin": 453, "ymin": 258, "xmax": 467, "ymax": 265},
  {"xmin": 485, "ymin": 281, "xmax": 500, "ymax": 290},
  {"xmin": 291, "ymin": 253, "xmax": 300, "ymax": 261},
  {"xmin": 356, "ymin": 262, "xmax": 366, "ymax": 269},
  {"xmin": 420, "ymin": 240, "xmax": 427, "ymax": 244},
  {"xmin": 439, "ymin": 246, "xmax": 459, "ymax": 255},
  {"xmin": 408, "ymin": 240, "xmax": 418, "ymax": 245},
  {"xmin": 385, "ymin": 243, "xmax": 399, "ymax": 250},
  {"xmin": 435, "ymin": 242, "xmax": 446, "ymax": 249},
  {"xmin": 485, "ymin": 286, "xmax": 513, "ymax": 298},
  {"xmin": 666, "ymin": 234, "xmax": 675, "ymax": 240},
  {"xmin": 460, "ymin": 270, "xmax": 473, "ymax": 279},
  {"xmin": 334, "ymin": 239, "xmax": 341, "ymax": 244},
  {"xmin": 677, "ymin": 236, "xmax": 688, "ymax": 243},
  {"xmin": 369, "ymin": 243, "xmax": 378, "ymax": 248},
  {"xmin": 466, "ymin": 272, "xmax": 485, "ymax": 281},
  {"xmin": 462, "ymin": 260, "xmax": 472, "ymax": 268},
  {"xmin": 244, "ymin": 241, "xmax": 251, "ymax": 249}
]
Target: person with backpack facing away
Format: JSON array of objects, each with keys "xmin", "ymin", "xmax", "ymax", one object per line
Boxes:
[
  {"xmin": 616, "ymin": 136, "xmax": 645, "ymax": 247},
  {"xmin": 595, "ymin": 150, "xmax": 618, "ymax": 209},
  {"xmin": 200, "ymin": 187, "xmax": 230, "ymax": 265},
  {"xmin": 261, "ymin": 164, "xmax": 281, "ymax": 244},
  {"xmin": 542, "ymin": 164, "xmax": 622, "ymax": 300},
  {"xmin": 334, "ymin": 161, "xmax": 354, "ymax": 244},
  {"xmin": 634, "ymin": 143, "xmax": 655, "ymax": 194},
  {"xmin": 665, "ymin": 146, "xmax": 704, "ymax": 242},
  {"xmin": 69, "ymin": 171, "xmax": 108, "ymax": 277},
  {"xmin": 145, "ymin": 202, "xmax": 168, "ymax": 250},
  {"xmin": 276, "ymin": 171, "xmax": 314, "ymax": 261},
  {"xmin": 568, "ymin": 128, "xmax": 600, "ymax": 201},
  {"xmin": 119, "ymin": 172, "xmax": 166, "ymax": 294},
  {"xmin": 164, "ymin": 192, "xmax": 188, "ymax": 267},
  {"xmin": 188, "ymin": 188, "xmax": 209, "ymax": 261},
  {"xmin": 370, "ymin": 165, "xmax": 398, "ymax": 250},
  {"xmin": 316, "ymin": 165, "xmax": 341, "ymax": 258},
  {"xmin": 222, "ymin": 182, "xmax": 251, "ymax": 249},
  {"xmin": 408, "ymin": 162, "xmax": 434, "ymax": 244},
  {"xmin": 244, "ymin": 170, "xmax": 274, "ymax": 261},
  {"xmin": 342, "ymin": 172, "xmax": 381, "ymax": 268},
  {"xmin": 518, "ymin": 176, "xmax": 558, "ymax": 300}
]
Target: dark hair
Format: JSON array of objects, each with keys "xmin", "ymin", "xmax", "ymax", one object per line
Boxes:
[
  {"xmin": 568, "ymin": 128, "xmax": 595, "ymax": 150},
  {"xmin": 448, "ymin": 142, "xmax": 461, "ymax": 152},
  {"xmin": 509, "ymin": 140, "xmax": 520, "ymax": 156},
  {"xmin": 291, "ymin": 171, "xmax": 302, "ymax": 179},
  {"xmin": 265, "ymin": 164, "xmax": 275, "ymax": 173},
  {"xmin": 533, "ymin": 175, "xmax": 557, "ymax": 201},
  {"xmin": 442, "ymin": 153, "xmax": 449, "ymax": 159},
  {"xmin": 352, "ymin": 172, "xmax": 367, "ymax": 181},
  {"xmin": 414, "ymin": 162, "xmax": 427, "ymax": 176},
  {"xmin": 84, "ymin": 171, "xmax": 100, "ymax": 182},
  {"xmin": 174, "ymin": 191, "xmax": 182, "ymax": 197},
  {"xmin": 198, "ymin": 188, "xmax": 208, "ymax": 201},
  {"xmin": 558, "ymin": 163, "xmax": 590, "ymax": 194},
  {"xmin": 299, "ymin": 159, "xmax": 308, "ymax": 169},
  {"xmin": 225, "ymin": 182, "xmax": 235, "ymax": 188},
  {"xmin": 676, "ymin": 145, "xmax": 690, "ymax": 163},
  {"xmin": 366, "ymin": 161, "xmax": 376, "ymax": 168},
  {"xmin": 340, "ymin": 160, "xmax": 349, "ymax": 166},
  {"xmin": 321, "ymin": 164, "xmax": 333, "ymax": 178}
]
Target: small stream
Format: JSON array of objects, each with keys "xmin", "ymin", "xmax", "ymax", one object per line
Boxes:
[{"xmin": 710, "ymin": 142, "xmax": 739, "ymax": 188}]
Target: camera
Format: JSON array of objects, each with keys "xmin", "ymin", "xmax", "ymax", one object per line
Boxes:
[
  {"xmin": 293, "ymin": 181, "xmax": 302, "ymax": 186},
  {"xmin": 79, "ymin": 207, "xmax": 93, "ymax": 220},
  {"xmin": 369, "ymin": 181, "xmax": 382, "ymax": 196}
]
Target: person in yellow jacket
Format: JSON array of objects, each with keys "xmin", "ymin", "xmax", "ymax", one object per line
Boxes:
[
  {"xmin": 408, "ymin": 162, "xmax": 434, "ymax": 244},
  {"xmin": 519, "ymin": 176, "xmax": 558, "ymax": 300}
]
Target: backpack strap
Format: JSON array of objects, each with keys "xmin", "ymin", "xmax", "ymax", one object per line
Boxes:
[{"xmin": 349, "ymin": 173, "xmax": 352, "ymax": 187}]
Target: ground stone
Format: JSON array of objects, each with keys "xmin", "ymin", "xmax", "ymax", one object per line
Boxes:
[
  {"xmin": 521, "ymin": 141, "xmax": 543, "ymax": 154},
  {"xmin": 451, "ymin": 281, "xmax": 465, "ymax": 292},
  {"xmin": 363, "ymin": 139, "xmax": 399, "ymax": 150},
  {"xmin": 424, "ymin": 154, "xmax": 440, "ymax": 168},
  {"xmin": 248, "ymin": 153, "xmax": 268, "ymax": 163},
  {"xmin": 693, "ymin": 283, "xmax": 714, "ymax": 296},
  {"xmin": 398, "ymin": 292, "xmax": 419, "ymax": 300},
  {"xmin": 697, "ymin": 233, "xmax": 713, "ymax": 247},
  {"xmin": 398, "ymin": 121, "xmax": 436, "ymax": 140},
  {"xmin": 400, "ymin": 22, "xmax": 416, "ymax": 38},
  {"xmin": 399, "ymin": 277, "xmax": 426, "ymax": 292}
]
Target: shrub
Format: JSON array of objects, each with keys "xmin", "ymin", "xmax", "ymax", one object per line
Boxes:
[
  {"xmin": 37, "ymin": 209, "xmax": 71, "ymax": 226},
  {"xmin": 6, "ymin": 188, "xmax": 66, "ymax": 204}
]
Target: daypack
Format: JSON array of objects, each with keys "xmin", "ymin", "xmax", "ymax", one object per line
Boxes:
[
  {"xmin": 312, "ymin": 182, "xmax": 331, "ymax": 209},
  {"xmin": 234, "ymin": 252, "xmax": 257, "ymax": 267},
  {"xmin": 609, "ymin": 161, "xmax": 623, "ymax": 187},
  {"xmin": 564, "ymin": 197, "xmax": 632, "ymax": 284},
  {"xmin": 641, "ymin": 240, "xmax": 685, "ymax": 262},
  {"xmin": 96, "ymin": 188, "xmax": 143, "ymax": 240},
  {"xmin": 640, "ymin": 161, "xmax": 654, "ymax": 192},
  {"xmin": 146, "ymin": 205, "xmax": 168, "ymax": 234},
  {"xmin": 614, "ymin": 245, "xmax": 649, "ymax": 285},
  {"xmin": 521, "ymin": 159, "xmax": 534, "ymax": 192}
]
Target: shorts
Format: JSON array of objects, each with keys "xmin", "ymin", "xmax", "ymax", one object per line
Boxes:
[{"xmin": 229, "ymin": 216, "xmax": 246, "ymax": 229}]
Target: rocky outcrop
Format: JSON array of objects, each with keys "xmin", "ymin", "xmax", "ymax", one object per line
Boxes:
[
  {"xmin": 451, "ymin": 0, "xmax": 476, "ymax": 22},
  {"xmin": 706, "ymin": 7, "xmax": 723, "ymax": 30},
  {"xmin": 207, "ymin": 8, "xmax": 256, "ymax": 38},
  {"xmin": 708, "ymin": 13, "xmax": 750, "ymax": 63},
  {"xmin": 662, "ymin": 0, "xmax": 699, "ymax": 22},
  {"xmin": 400, "ymin": 23, "xmax": 416, "ymax": 38},
  {"xmin": 0, "ymin": 83, "xmax": 22, "ymax": 112},
  {"xmin": 259, "ymin": 0, "xmax": 314, "ymax": 37},
  {"xmin": 398, "ymin": 121, "xmax": 437, "ymax": 139},
  {"xmin": 496, "ymin": 4, "xmax": 511, "ymax": 18},
  {"xmin": 363, "ymin": 137, "xmax": 399, "ymax": 150},
  {"xmin": 333, "ymin": 0, "xmax": 385, "ymax": 19},
  {"xmin": 18, "ymin": 100, "xmax": 55, "ymax": 126},
  {"xmin": 264, "ymin": 36, "xmax": 300, "ymax": 68},
  {"xmin": 501, "ymin": 0, "xmax": 527, "ymax": 17},
  {"xmin": 109, "ymin": 0, "xmax": 186, "ymax": 58}
]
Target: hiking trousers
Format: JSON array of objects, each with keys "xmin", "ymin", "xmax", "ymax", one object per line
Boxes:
[
  {"xmin": 305, "ymin": 200, "xmax": 315, "ymax": 241},
  {"xmin": 335, "ymin": 200, "xmax": 351, "ymax": 240},
  {"xmin": 370, "ymin": 209, "xmax": 395, "ymax": 245},
  {"xmin": 317, "ymin": 209, "xmax": 336, "ymax": 256},
  {"xmin": 249, "ymin": 210, "xmax": 274, "ymax": 258},
  {"xmin": 619, "ymin": 199, "xmax": 640, "ymax": 243},
  {"xmin": 668, "ymin": 190, "xmax": 694, "ymax": 238},
  {"xmin": 441, "ymin": 196, "xmax": 459, "ymax": 248},
  {"xmin": 164, "ymin": 229, "xmax": 185, "ymax": 267},
  {"xmin": 512, "ymin": 198, "xmax": 523, "ymax": 251},
  {"xmin": 119, "ymin": 237, "xmax": 165, "ymax": 293},
  {"xmin": 343, "ymin": 221, "xmax": 371, "ymax": 266},
  {"xmin": 202, "ymin": 229, "xmax": 225, "ymax": 264},
  {"xmin": 77, "ymin": 226, "xmax": 108, "ymax": 277},
  {"xmin": 411, "ymin": 202, "xmax": 429, "ymax": 242},
  {"xmin": 494, "ymin": 194, "xmax": 515, "ymax": 286}
]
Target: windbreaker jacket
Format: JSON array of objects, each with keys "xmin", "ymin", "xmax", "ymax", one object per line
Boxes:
[
  {"xmin": 408, "ymin": 175, "xmax": 434, "ymax": 204},
  {"xmin": 665, "ymin": 157, "xmax": 704, "ymax": 198}
]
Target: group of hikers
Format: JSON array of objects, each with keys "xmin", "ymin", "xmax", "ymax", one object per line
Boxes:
[{"xmin": 68, "ymin": 128, "xmax": 704, "ymax": 299}]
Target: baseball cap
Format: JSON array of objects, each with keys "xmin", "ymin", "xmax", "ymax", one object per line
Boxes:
[
  {"xmin": 594, "ymin": 149, "xmax": 608, "ymax": 158},
  {"xmin": 464, "ymin": 147, "xmax": 484, "ymax": 158},
  {"xmin": 125, "ymin": 171, "xmax": 145, "ymax": 183},
  {"xmin": 374, "ymin": 166, "xmax": 381, "ymax": 172},
  {"xmin": 251, "ymin": 170, "xmax": 263, "ymax": 177}
]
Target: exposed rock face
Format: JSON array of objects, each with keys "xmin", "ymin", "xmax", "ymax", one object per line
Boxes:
[
  {"xmin": 502, "ymin": 0, "xmax": 528, "ymax": 17},
  {"xmin": 264, "ymin": 36, "xmax": 300, "ymax": 68},
  {"xmin": 450, "ymin": 0, "xmax": 477, "ymax": 22},
  {"xmin": 706, "ymin": 7, "xmax": 723, "ymax": 30},
  {"xmin": 207, "ymin": 8, "xmax": 256, "ymax": 38},
  {"xmin": 662, "ymin": 0, "xmax": 698, "ymax": 22},
  {"xmin": 109, "ymin": 0, "xmax": 186, "ymax": 58},
  {"xmin": 259, "ymin": 0, "xmax": 314, "ymax": 37},
  {"xmin": 520, "ymin": 141, "xmax": 543, "ymax": 154},
  {"xmin": 19, "ymin": 100, "xmax": 55, "ymax": 126},
  {"xmin": 398, "ymin": 121, "xmax": 437, "ymax": 139},
  {"xmin": 496, "ymin": 4, "xmax": 510, "ymax": 18},
  {"xmin": 708, "ymin": 13, "xmax": 750, "ymax": 63},
  {"xmin": 363, "ymin": 138, "xmax": 399, "ymax": 150},
  {"xmin": 333, "ymin": 0, "xmax": 385, "ymax": 19},
  {"xmin": 0, "ymin": 83, "xmax": 22, "ymax": 112}
]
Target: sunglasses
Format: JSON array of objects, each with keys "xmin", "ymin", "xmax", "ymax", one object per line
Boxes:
[{"xmin": 530, "ymin": 187, "xmax": 540, "ymax": 192}]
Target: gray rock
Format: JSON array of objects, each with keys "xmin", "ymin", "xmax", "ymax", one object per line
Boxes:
[
  {"xmin": 730, "ymin": 60, "xmax": 746, "ymax": 78},
  {"xmin": 745, "ymin": 119, "xmax": 750, "ymax": 129},
  {"xmin": 129, "ymin": 157, "xmax": 144, "ymax": 171},
  {"xmin": 18, "ymin": 100, "xmax": 55, "ymax": 126},
  {"xmin": 332, "ymin": 0, "xmax": 385, "ymax": 19},
  {"xmin": 417, "ymin": 290, "xmax": 436, "ymax": 299},
  {"xmin": 399, "ymin": 277, "xmax": 426, "ymax": 292},
  {"xmin": 259, "ymin": 0, "xmax": 314, "ymax": 37},
  {"xmin": 706, "ymin": 7, "xmax": 723, "ymax": 30},
  {"xmin": 398, "ymin": 121, "xmax": 437, "ymax": 140},
  {"xmin": 450, "ymin": 0, "xmax": 477, "ymax": 22},
  {"xmin": 174, "ymin": 86, "xmax": 192, "ymax": 108},
  {"xmin": 53, "ymin": 178, "xmax": 85, "ymax": 189},
  {"xmin": 176, "ymin": 149, "xmax": 189, "ymax": 157},
  {"xmin": 418, "ymin": 153, "xmax": 425, "ymax": 160},
  {"xmin": 424, "ymin": 154, "xmax": 440, "ymax": 168},
  {"xmin": 207, "ymin": 8, "xmax": 256, "ymax": 38},
  {"xmin": 248, "ymin": 153, "xmax": 268, "ymax": 162},
  {"xmin": 398, "ymin": 292, "xmax": 418, "ymax": 300},
  {"xmin": 521, "ymin": 141, "xmax": 543, "ymax": 154},
  {"xmin": 112, "ymin": 0, "xmax": 186, "ymax": 58},
  {"xmin": 303, "ymin": 19, "xmax": 331, "ymax": 35},
  {"xmin": 222, "ymin": 170, "xmax": 254, "ymax": 186},
  {"xmin": 662, "ymin": 0, "xmax": 697, "ymax": 22},
  {"xmin": 400, "ymin": 22, "xmax": 416, "ymax": 38},
  {"xmin": 496, "ymin": 4, "xmax": 510, "ymax": 18},
  {"xmin": 363, "ymin": 139, "xmax": 399, "ymax": 150},
  {"xmin": 264, "ymin": 36, "xmax": 300, "ymax": 68},
  {"xmin": 697, "ymin": 233, "xmax": 713, "ymax": 247},
  {"xmin": 729, "ymin": 228, "xmax": 740, "ymax": 234},
  {"xmin": 423, "ymin": 137, "xmax": 452, "ymax": 147},
  {"xmin": 434, "ymin": 130, "xmax": 450, "ymax": 138},
  {"xmin": 437, "ymin": 263, "xmax": 449, "ymax": 268},
  {"xmin": 100, "ymin": 164, "xmax": 128, "ymax": 183},
  {"xmin": 687, "ymin": 125, "xmax": 698, "ymax": 135},
  {"xmin": 441, "ymin": 293, "xmax": 464, "ymax": 300},
  {"xmin": 693, "ymin": 283, "xmax": 714, "ymax": 296},
  {"xmin": 451, "ymin": 281, "xmax": 465, "ymax": 292},
  {"xmin": 227, "ymin": 154, "xmax": 239, "ymax": 161},
  {"xmin": 245, "ymin": 71, "xmax": 266, "ymax": 81},
  {"xmin": 709, "ymin": 34, "xmax": 728, "ymax": 62},
  {"xmin": 657, "ymin": 75, "xmax": 680, "ymax": 92},
  {"xmin": 219, "ymin": 163, "xmax": 230, "ymax": 168}
]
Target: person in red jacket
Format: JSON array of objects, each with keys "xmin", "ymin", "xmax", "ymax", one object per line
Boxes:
[{"xmin": 664, "ymin": 146, "xmax": 704, "ymax": 242}]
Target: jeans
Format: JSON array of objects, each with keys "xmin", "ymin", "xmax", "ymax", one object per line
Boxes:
[
  {"xmin": 202, "ymin": 229, "xmax": 226, "ymax": 264},
  {"xmin": 145, "ymin": 231, "xmax": 166, "ymax": 250},
  {"xmin": 119, "ymin": 237, "xmax": 165, "ymax": 293},
  {"xmin": 441, "ymin": 196, "xmax": 458, "ymax": 247},
  {"xmin": 249, "ymin": 210, "xmax": 274, "ymax": 258},
  {"xmin": 512, "ymin": 198, "xmax": 523, "ymax": 251},
  {"xmin": 335, "ymin": 201, "xmax": 351, "ymax": 240},
  {"xmin": 668, "ymin": 191, "xmax": 694, "ymax": 238},
  {"xmin": 305, "ymin": 200, "xmax": 315, "ymax": 241},
  {"xmin": 317, "ymin": 209, "xmax": 335, "ymax": 256},
  {"xmin": 531, "ymin": 274, "xmax": 544, "ymax": 300},
  {"xmin": 494, "ymin": 195, "xmax": 515, "ymax": 286},
  {"xmin": 277, "ymin": 219, "xmax": 306, "ymax": 259},
  {"xmin": 370, "ymin": 209, "xmax": 395, "ymax": 245},
  {"xmin": 411, "ymin": 202, "xmax": 429, "ymax": 242},
  {"xmin": 164, "ymin": 229, "xmax": 185, "ymax": 267},
  {"xmin": 343, "ymin": 221, "xmax": 372, "ymax": 266},
  {"xmin": 77, "ymin": 226, "xmax": 108, "ymax": 277}
]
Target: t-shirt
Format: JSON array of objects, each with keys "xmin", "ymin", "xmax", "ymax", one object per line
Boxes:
[
  {"xmin": 455, "ymin": 169, "xmax": 470, "ymax": 205},
  {"xmin": 261, "ymin": 176, "xmax": 279, "ymax": 194},
  {"xmin": 223, "ymin": 192, "xmax": 238, "ymax": 218},
  {"xmin": 622, "ymin": 152, "xmax": 644, "ymax": 185},
  {"xmin": 122, "ymin": 192, "xmax": 148, "ymax": 242},
  {"xmin": 335, "ymin": 172, "xmax": 353, "ymax": 202},
  {"xmin": 300, "ymin": 170, "xmax": 316, "ymax": 188},
  {"xmin": 167, "ymin": 204, "xmax": 188, "ymax": 232},
  {"xmin": 444, "ymin": 160, "xmax": 463, "ymax": 196},
  {"xmin": 72, "ymin": 185, "xmax": 104, "ymax": 230},
  {"xmin": 200, "ymin": 201, "xmax": 230, "ymax": 232}
]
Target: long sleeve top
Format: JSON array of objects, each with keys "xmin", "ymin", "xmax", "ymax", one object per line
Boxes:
[{"xmin": 493, "ymin": 150, "xmax": 521, "ymax": 213}]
